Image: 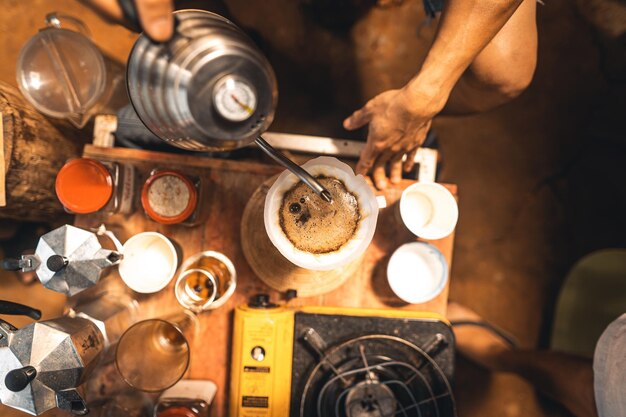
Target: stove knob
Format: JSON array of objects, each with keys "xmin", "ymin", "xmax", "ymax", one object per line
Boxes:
[{"xmin": 249, "ymin": 294, "xmax": 277, "ymax": 309}]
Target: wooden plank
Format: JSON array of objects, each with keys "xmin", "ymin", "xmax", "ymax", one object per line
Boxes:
[
  {"xmin": 92, "ymin": 115, "xmax": 117, "ymax": 148},
  {"xmin": 75, "ymin": 146, "xmax": 457, "ymax": 417},
  {"xmin": 83, "ymin": 144, "xmax": 285, "ymax": 176},
  {"xmin": 88, "ymin": 117, "xmax": 439, "ymax": 181},
  {"xmin": 261, "ymin": 132, "xmax": 439, "ymax": 182},
  {"xmin": 0, "ymin": 114, "xmax": 5, "ymax": 207},
  {"xmin": 0, "ymin": 83, "xmax": 80, "ymax": 221}
]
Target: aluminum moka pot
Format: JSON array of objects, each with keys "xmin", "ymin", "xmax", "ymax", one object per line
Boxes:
[
  {"xmin": 0, "ymin": 300, "xmax": 104, "ymax": 415},
  {"xmin": 127, "ymin": 9, "xmax": 333, "ymax": 202},
  {"xmin": 1, "ymin": 225, "xmax": 122, "ymax": 297}
]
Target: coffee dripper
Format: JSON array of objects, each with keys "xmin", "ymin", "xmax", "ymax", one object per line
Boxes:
[{"xmin": 126, "ymin": 9, "xmax": 332, "ymax": 202}]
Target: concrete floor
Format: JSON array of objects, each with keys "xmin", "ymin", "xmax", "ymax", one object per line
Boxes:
[{"xmin": 1, "ymin": 1, "xmax": 625, "ymax": 416}]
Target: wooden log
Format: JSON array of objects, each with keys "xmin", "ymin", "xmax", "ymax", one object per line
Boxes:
[{"xmin": 0, "ymin": 82, "xmax": 81, "ymax": 222}]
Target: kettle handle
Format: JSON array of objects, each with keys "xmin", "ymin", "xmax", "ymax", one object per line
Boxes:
[
  {"xmin": 117, "ymin": 0, "xmax": 181, "ymax": 40},
  {"xmin": 0, "ymin": 300, "xmax": 42, "ymax": 320},
  {"xmin": 117, "ymin": 0, "xmax": 142, "ymax": 33},
  {"xmin": 1, "ymin": 258, "xmax": 22, "ymax": 271},
  {"xmin": 1, "ymin": 255, "xmax": 40, "ymax": 272},
  {"xmin": 45, "ymin": 12, "xmax": 92, "ymax": 38}
]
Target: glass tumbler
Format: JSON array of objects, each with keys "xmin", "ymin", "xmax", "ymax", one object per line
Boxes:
[
  {"xmin": 115, "ymin": 311, "xmax": 198, "ymax": 392},
  {"xmin": 174, "ymin": 251, "xmax": 237, "ymax": 313}
]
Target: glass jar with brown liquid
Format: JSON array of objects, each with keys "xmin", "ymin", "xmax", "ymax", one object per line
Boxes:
[{"xmin": 174, "ymin": 251, "xmax": 237, "ymax": 313}]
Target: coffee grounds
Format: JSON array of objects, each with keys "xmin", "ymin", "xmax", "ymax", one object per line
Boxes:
[{"xmin": 279, "ymin": 176, "xmax": 360, "ymax": 254}]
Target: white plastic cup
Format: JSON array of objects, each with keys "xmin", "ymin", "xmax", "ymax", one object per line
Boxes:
[
  {"xmin": 399, "ymin": 182, "xmax": 458, "ymax": 240},
  {"xmin": 264, "ymin": 156, "xmax": 379, "ymax": 271},
  {"xmin": 118, "ymin": 232, "xmax": 178, "ymax": 294},
  {"xmin": 387, "ymin": 242, "xmax": 448, "ymax": 304}
]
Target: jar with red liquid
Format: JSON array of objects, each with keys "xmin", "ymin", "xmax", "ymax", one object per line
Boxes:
[{"xmin": 153, "ymin": 380, "xmax": 216, "ymax": 417}]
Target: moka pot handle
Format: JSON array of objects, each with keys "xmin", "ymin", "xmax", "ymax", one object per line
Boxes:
[{"xmin": 0, "ymin": 300, "xmax": 42, "ymax": 320}]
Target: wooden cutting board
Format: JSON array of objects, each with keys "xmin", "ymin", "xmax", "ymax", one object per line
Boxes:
[{"xmin": 74, "ymin": 145, "xmax": 457, "ymax": 417}]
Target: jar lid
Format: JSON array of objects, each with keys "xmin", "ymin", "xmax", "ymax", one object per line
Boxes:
[
  {"xmin": 157, "ymin": 406, "xmax": 197, "ymax": 417},
  {"xmin": 55, "ymin": 158, "xmax": 113, "ymax": 214},
  {"xmin": 141, "ymin": 170, "xmax": 197, "ymax": 224}
]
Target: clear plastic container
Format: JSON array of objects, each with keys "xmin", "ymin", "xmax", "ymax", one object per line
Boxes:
[{"xmin": 16, "ymin": 13, "xmax": 125, "ymax": 128}]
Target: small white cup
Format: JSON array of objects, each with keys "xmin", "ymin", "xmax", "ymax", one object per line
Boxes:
[
  {"xmin": 399, "ymin": 182, "xmax": 458, "ymax": 240},
  {"xmin": 387, "ymin": 242, "xmax": 448, "ymax": 304},
  {"xmin": 118, "ymin": 232, "xmax": 178, "ymax": 294}
]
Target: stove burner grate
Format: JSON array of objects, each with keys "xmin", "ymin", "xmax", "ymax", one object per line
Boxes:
[{"xmin": 300, "ymin": 335, "xmax": 456, "ymax": 417}]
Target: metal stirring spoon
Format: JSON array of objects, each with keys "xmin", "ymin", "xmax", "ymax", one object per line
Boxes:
[{"xmin": 255, "ymin": 136, "xmax": 333, "ymax": 203}]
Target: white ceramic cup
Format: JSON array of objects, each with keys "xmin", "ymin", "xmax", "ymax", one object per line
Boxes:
[
  {"xmin": 387, "ymin": 241, "xmax": 448, "ymax": 304},
  {"xmin": 118, "ymin": 232, "xmax": 178, "ymax": 294},
  {"xmin": 399, "ymin": 182, "xmax": 458, "ymax": 240}
]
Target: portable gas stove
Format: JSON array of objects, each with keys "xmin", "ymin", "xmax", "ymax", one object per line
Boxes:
[{"xmin": 229, "ymin": 295, "xmax": 456, "ymax": 417}]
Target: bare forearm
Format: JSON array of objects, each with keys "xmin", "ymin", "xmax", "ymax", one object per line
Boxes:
[{"xmin": 402, "ymin": 0, "xmax": 525, "ymax": 114}]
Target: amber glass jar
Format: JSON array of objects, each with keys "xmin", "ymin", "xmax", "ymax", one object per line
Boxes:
[{"xmin": 141, "ymin": 170, "xmax": 200, "ymax": 225}]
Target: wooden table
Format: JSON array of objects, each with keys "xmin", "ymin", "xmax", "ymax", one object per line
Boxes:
[{"xmin": 75, "ymin": 145, "xmax": 457, "ymax": 417}]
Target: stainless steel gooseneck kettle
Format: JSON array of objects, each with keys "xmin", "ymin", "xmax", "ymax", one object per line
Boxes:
[{"xmin": 126, "ymin": 9, "xmax": 332, "ymax": 201}]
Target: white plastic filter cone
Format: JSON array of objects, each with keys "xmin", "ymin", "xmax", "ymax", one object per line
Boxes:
[{"xmin": 264, "ymin": 157, "xmax": 378, "ymax": 271}]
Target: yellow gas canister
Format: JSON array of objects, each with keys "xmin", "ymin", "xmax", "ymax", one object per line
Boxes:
[{"xmin": 229, "ymin": 295, "xmax": 295, "ymax": 417}]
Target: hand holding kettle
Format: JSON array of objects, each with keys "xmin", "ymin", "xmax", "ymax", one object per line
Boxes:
[
  {"xmin": 82, "ymin": 0, "xmax": 174, "ymax": 41},
  {"xmin": 83, "ymin": 5, "xmax": 334, "ymax": 200}
]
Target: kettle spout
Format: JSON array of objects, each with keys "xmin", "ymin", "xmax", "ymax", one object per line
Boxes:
[
  {"xmin": 56, "ymin": 389, "xmax": 88, "ymax": 416},
  {"xmin": 94, "ymin": 249, "xmax": 123, "ymax": 268}
]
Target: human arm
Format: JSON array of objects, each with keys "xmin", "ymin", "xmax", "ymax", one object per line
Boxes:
[{"xmin": 344, "ymin": 0, "xmax": 527, "ymax": 189}]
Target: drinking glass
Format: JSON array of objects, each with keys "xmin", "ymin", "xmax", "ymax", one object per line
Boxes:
[
  {"xmin": 175, "ymin": 251, "xmax": 237, "ymax": 313},
  {"xmin": 115, "ymin": 311, "xmax": 198, "ymax": 392}
]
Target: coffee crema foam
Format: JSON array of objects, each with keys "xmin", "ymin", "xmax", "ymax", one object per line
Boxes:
[{"xmin": 279, "ymin": 176, "xmax": 361, "ymax": 254}]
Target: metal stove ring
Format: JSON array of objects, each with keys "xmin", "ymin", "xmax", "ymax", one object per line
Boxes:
[{"xmin": 299, "ymin": 334, "xmax": 456, "ymax": 417}]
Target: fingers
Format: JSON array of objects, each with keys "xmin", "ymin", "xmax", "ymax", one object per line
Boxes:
[
  {"xmin": 372, "ymin": 150, "xmax": 394, "ymax": 190},
  {"xmin": 135, "ymin": 0, "xmax": 174, "ymax": 41},
  {"xmin": 404, "ymin": 147, "xmax": 419, "ymax": 172},
  {"xmin": 82, "ymin": 0, "xmax": 125, "ymax": 21},
  {"xmin": 356, "ymin": 140, "xmax": 377, "ymax": 176},
  {"xmin": 389, "ymin": 155, "xmax": 404, "ymax": 184},
  {"xmin": 343, "ymin": 102, "xmax": 373, "ymax": 131},
  {"xmin": 402, "ymin": 124, "xmax": 429, "ymax": 172}
]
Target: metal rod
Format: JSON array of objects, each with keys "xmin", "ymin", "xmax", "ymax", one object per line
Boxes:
[{"xmin": 255, "ymin": 136, "xmax": 332, "ymax": 203}]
